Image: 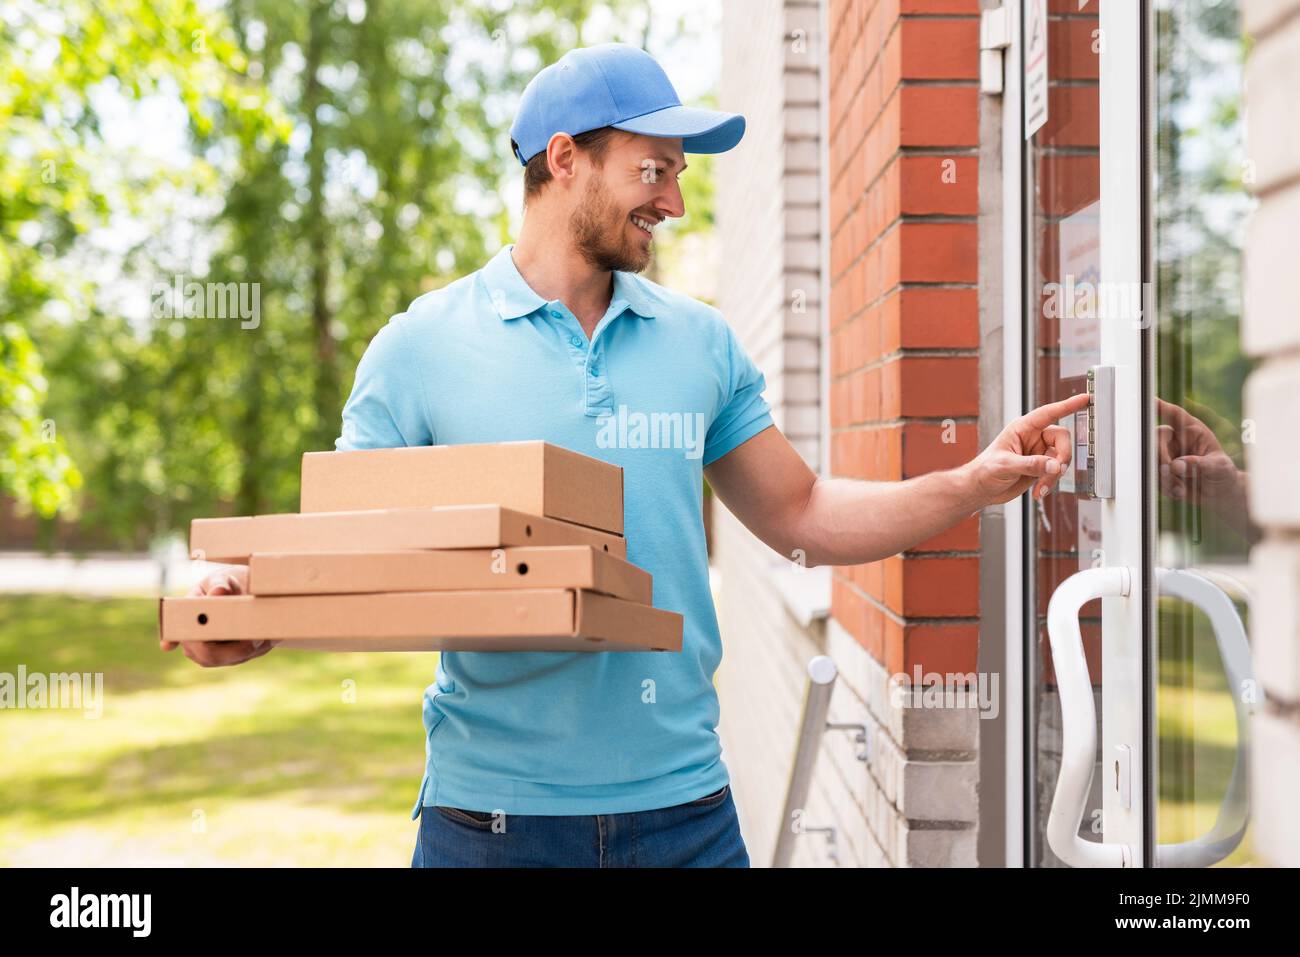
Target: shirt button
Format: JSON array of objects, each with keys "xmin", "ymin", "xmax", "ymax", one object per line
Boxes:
[
  {"xmin": 549, "ymin": 309, "xmax": 563, "ymax": 319},
  {"xmin": 589, "ymin": 366, "xmax": 598, "ymax": 376},
  {"xmin": 570, "ymin": 335, "xmax": 583, "ymax": 347}
]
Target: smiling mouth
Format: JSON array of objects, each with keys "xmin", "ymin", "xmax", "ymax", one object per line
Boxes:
[{"xmin": 629, "ymin": 213, "xmax": 657, "ymax": 238}]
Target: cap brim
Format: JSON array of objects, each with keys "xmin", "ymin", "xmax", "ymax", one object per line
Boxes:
[{"xmin": 610, "ymin": 105, "xmax": 746, "ymax": 154}]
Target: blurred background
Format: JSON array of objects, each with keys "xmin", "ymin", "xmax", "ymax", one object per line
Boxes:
[{"xmin": 0, "ymin": 0, "xmax": 722, "ymax": 866}]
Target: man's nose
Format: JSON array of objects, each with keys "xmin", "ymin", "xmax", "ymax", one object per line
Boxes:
[{"xmin": 655, "ymin": 176, "xmax": 686, "ymax": 220}]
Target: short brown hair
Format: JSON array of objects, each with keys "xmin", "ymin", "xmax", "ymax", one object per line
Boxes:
[{"xmin": 518, "ymin": 126, "xmax": 621, "ymax": 203}]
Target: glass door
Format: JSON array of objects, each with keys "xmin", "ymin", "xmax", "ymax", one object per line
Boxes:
[
  {"xmin": 1020, "ymin": 0, "xmax": 1255, "ymax": 868},
  {"xmin": 1023, "ymin": 0, "xmax": 1103, "ymax": 867},
  {"xmin": 1149, "ymin": 0, "xmax": 1256, "ymax": 868},
  {"xmin": 1024, "ymin": 0, "xmax": 1144, "ymax": 868}
]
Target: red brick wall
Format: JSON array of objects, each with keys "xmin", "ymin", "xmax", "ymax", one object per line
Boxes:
[{"xmin": 827, "ymin": 0, "xmax": 982, "ymax": 679}]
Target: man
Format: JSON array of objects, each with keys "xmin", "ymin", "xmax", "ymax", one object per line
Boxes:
[{"xmin": 170, "ymin": 43, "xmax": 1085, "ymax": 867}]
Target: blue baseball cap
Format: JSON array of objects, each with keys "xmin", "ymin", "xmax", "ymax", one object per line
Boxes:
[{"xmin": 509, "ymin": 43, "xmax": 746, "ymax": 166}]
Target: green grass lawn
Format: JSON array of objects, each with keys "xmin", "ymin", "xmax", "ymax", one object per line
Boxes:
[{"xmin": 0, "ymin": 594, "xmax": 438, "ymax": 866}]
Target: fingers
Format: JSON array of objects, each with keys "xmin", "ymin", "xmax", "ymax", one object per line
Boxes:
[
  {"xmin": 1000, "ymin": 452, "xmax": 1064, "ymax": 500},
  {"xmin": 189, "ymin": 565, "xmax": 249, "ymax": 597},
  {"xmin": 1004, "ymin": 452, "xmax": 1062, "ymax": 478},
  {"xmin": 1168, "ymin": 453, "xmax": 1239, "ymax": 501},
  {"xmin": 1160, "ymin": 447, "xmax": 1195, "ymax": 500},
  {"xmin": 1029, "ymin": 425, "xmax": 1074, "ymax": 499},
  {"xmin": 245, "ymin": 640, "xmax": 276, "ymax": 662},
  {"xmin": 189, "ymin": 575, "xmax": 227, "ymax": 597},
  {"xmin": 1041, "ymin": 424, "xmax": 1072, "ymax": 468},
  {"xmin": 173, "ymin": 567, "xmax": 256, "ymax": 664},
  {"xmin": 1155, "ymin": 424, "xmax": 1177, "ymax": 465},
  {"xmin": 1020, "ymin": 391, "xmax": 1090, "ymax": 432},
  {"xmin": 178, "ymin": 639, "xmax": 273, "ymax": 668},
  {"xmin": 207, "ymin": 575, "xmax": 239, "ymax": 596},
  {"xmin": 1159, "ymin": 463, "xmax": 1184, "ymax": 500}
]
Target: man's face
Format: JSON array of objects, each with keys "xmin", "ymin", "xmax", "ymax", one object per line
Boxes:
[{"xmin": 568, "ymin": 132, "xmax": 687, "ymax": 273}]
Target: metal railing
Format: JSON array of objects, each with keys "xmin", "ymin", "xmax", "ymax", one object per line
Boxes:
[{"xmin": 771, "ymin": 655, "xmax": 869, "ymax": 867}]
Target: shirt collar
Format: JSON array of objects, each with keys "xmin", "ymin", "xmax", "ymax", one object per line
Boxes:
[
  {"xmin": 482, "ymin": 244, "xmax": 659, "ymax": 321},
  {"xmin": 612, "ymin": 268, "xmax": 660, "ymax": 320}
]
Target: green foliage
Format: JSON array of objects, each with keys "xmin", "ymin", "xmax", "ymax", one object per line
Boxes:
[
  {"xmin": 2, "ymin": 0, "xmax": 286, "ymax": 537},
  {"xmin": 9, "ymin": 0, "xmax": 703, "ymax": 548},
  {"xmin": 0, "ymin": 323, "xmax": 81, "ymax": 517},
  {"xmin": 1153, "ymin": 0, "xmax": 1255, "ymax": 562}
]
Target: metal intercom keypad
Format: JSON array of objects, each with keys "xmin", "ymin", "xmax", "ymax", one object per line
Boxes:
[{"xmin": 1058, "ymin": 365, "xmax": 1114, "ymax": 500}]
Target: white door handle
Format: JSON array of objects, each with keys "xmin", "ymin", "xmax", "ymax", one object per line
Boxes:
[
  {"xmin": 1045, "ymin": 566, "xmax": 1253, "ymax": 868},
  {"xmin": 1045, "ymin": 566, "xmax": 1134, "ymax": 867}
]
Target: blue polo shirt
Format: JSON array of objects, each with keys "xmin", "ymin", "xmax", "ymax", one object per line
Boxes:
[{"xmin": 335, "ymin": 243, "xmax": 774, "ymax": 816}]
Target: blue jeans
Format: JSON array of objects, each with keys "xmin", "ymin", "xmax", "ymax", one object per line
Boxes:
[{"xmin": 411, "ymin": 783, "xmax": 750, "ymax": 867}]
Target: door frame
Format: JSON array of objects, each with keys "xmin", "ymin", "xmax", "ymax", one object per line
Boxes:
[
  {"xmin": 1097, "ymin": 0, "xmax": 1149, "ymax": 865},
  {"xmin": 1001, "ymin": 0, "xmax": 1155, "ymax": 867},
  {"xmin": 998, "ymin": 0, "xmax": 1026, "ymax": 869}
]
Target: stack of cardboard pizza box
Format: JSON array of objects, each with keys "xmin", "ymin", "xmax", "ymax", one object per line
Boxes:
[{"xmin": 158, "ymin": 442, "xmax": 681, "ymax": 653}]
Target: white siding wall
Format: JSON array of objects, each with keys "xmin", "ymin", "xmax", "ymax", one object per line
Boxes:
[
  {"xmin": 714, "ymin": 0, "xmax": 873, "ymax": 867},
  {"xmin": 1241, "ymin": 0, "xmax": 1300, "ymax": 868}
]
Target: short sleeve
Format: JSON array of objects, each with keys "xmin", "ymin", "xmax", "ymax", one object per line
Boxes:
[
  {"xmin": 335, "ymin": 315, "xmax": 434, "ymax": 451},
  {"xmin": 703, "ymin": 317, "xmax": 775, "ymax": 467}
]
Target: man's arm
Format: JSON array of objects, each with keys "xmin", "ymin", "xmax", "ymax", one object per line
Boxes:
[{"xmin": 704, "ymin": 392, "xmax": 1089, "ymax": 567}]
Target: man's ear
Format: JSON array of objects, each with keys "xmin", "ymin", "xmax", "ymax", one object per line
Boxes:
[{"xmin": 545, "ymin": 132, "xmax": 579, "ymax": 186}]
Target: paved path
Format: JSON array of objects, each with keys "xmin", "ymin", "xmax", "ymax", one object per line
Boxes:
[{"xmin": 0, "ymin": 544, "xmax": 221, "ymax": 596}]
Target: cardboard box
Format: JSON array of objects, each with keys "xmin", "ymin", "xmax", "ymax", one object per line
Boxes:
[
  {"xmin": 300, "ymin": 441, "xmax": 624, "ymax": 535},
  {"xmin": 247, "ymin": 546, "xmax": 651, "ymax": 603},
  {"xmin": 190, "ymin": 505, "xmax": 626, "ymax": 564},
  {"xmin": 159, "ymin": 589, "xmax": 682, "ymax": 653}
]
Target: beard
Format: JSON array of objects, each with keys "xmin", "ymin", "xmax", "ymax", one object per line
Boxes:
[{"xmin": 568, "ymin": 174, "xmax": 652, "ymax": 274}]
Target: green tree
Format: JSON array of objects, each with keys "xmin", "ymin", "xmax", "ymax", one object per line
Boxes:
[
  {"xmin": 2, "ymin": 0, "xmax": 285, "ymax": 534},
  {"xmin": 0, "ymin": 324, "xmax": 79, "ymax": 517},
  {"xmin": 17, "ymin": 0, "xmax": 694, "ymax": 548}
]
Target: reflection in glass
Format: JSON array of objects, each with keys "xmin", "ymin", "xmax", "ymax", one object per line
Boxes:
[{"xmin": 1152, "ymin": 0, "xmax": 1257, "ymax": 867}]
